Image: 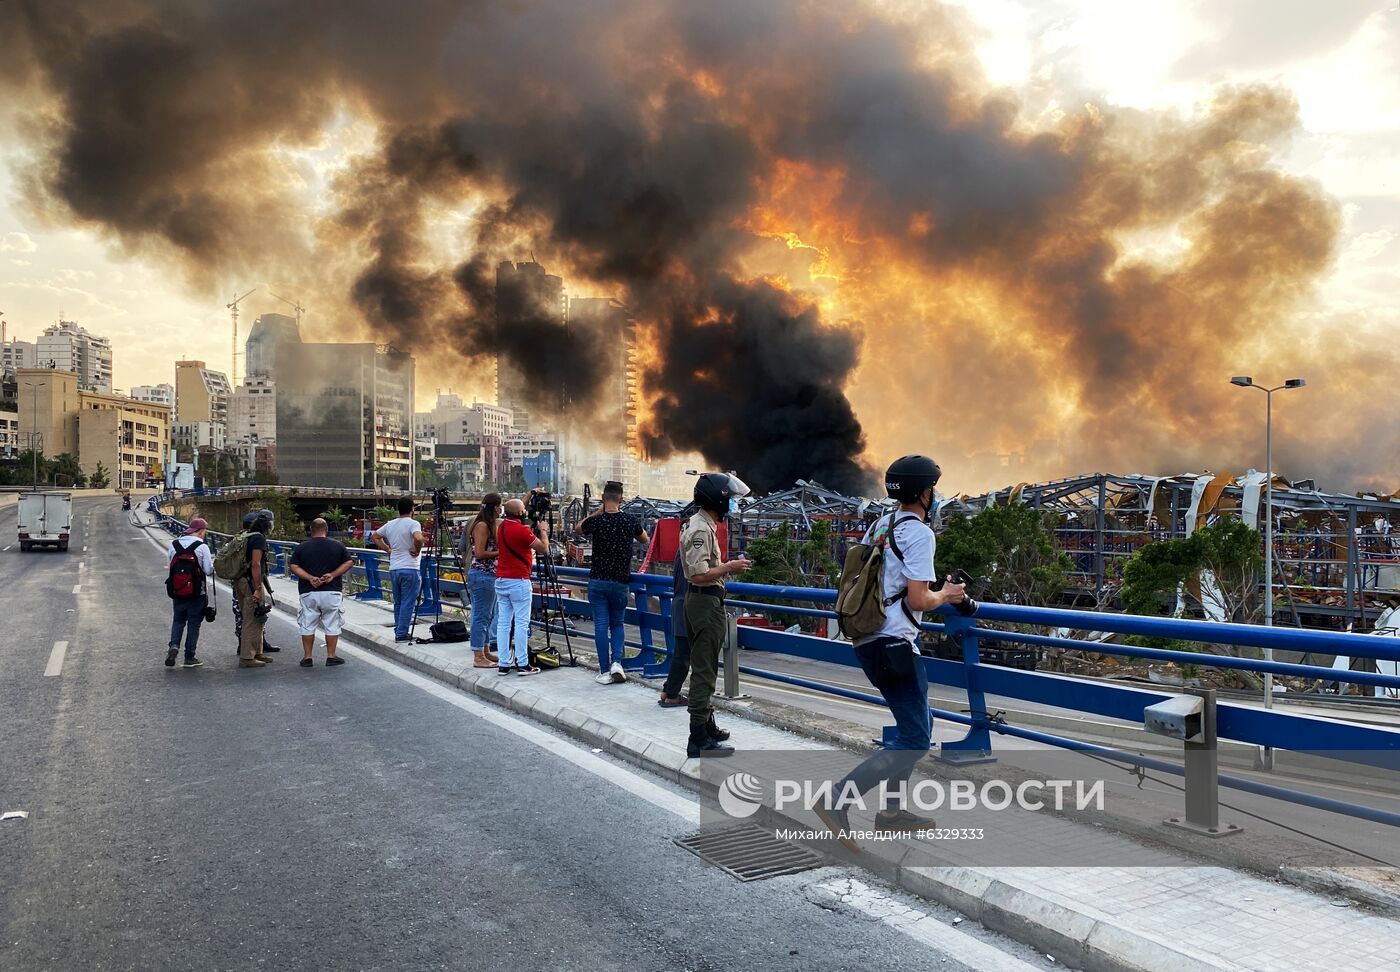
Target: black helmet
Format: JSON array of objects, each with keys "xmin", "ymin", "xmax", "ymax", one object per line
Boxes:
[
  {"xmin": 884, "ymin": 455, "xmax": 942, "ymax": 504},
  {"xmin": 693, "ymin": 472, "xmax": 751, "ymax": 516}
]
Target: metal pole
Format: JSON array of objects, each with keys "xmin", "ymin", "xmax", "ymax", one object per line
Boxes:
[
  {"xmin": 1166, "ymin": 688, "xmax": 1241, "ymax": 837},
  {"xmin": 720, "ymin": 611, "xmax": 741, "ymax": 699},
  {"xmin": 1262, "ymin": 390, "xmax": 1275, "ymax": 771}
]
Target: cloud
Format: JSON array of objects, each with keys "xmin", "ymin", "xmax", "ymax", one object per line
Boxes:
[
  {"xmin": 9, "ymin": 258, "xmax": 33, "ymax": 266},
  {"xmin": 1, "ymin": 231, "xmax": 37, "ymax": 252}
]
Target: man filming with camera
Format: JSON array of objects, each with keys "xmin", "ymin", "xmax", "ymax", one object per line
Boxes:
[
  {"xmin": 577, "ymin": 481, "xmax": 649, "ymax": 685},
  {"xmin": 816, "ymin": 455, "xmax": 966, "ymax": 846}
]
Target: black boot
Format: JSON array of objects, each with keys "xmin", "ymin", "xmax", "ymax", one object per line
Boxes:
[
  {"xmin": 687, "ymin": 721, "xmax": 734, "ymax": 758},
  {"xmin": 706, "ymin": 714, "xmax": 730, "ymax": 742}
]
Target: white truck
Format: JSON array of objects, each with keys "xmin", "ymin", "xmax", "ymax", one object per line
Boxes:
[{"xmin": 17, "ymin": 491, "xmax": 73, "ymax": 552}]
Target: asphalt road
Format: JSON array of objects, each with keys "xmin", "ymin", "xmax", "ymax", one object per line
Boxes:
[{"xmin": 0, "ymin": 496, "xmax": 1049, "ymax": 972}]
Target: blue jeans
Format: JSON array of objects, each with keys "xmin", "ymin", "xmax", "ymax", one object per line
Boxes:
[
  {"xmin": 390, "ymin": 568, "xmax": 422, "ymax": 640},
  {"xmin": 838, "ymin": 637, "xmax": 932, "ymax": 811},
  {"xmin": 468, "ymin": 570, "xmax": 497, "ymax": 650},
  {"xmin": 587, "ymin": 579, "xmax": 629, "ymax": 671},
  {"xmin": 169, "ymin": 596, "xmax": 207, "ymax": 658},
  {"xmin": 495, "ymin": 577, "xmax": 533, "ymax": 668}
]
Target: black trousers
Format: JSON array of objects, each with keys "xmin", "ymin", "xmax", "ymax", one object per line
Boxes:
[{"xmin": 662, "ymin": 633, "xmax": 690, "ymax": 698}]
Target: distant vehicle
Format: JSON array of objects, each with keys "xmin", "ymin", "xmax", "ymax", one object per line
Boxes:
[{"xmin": 17, "ymin": 491, "xmax": 73, "ymax": 552}]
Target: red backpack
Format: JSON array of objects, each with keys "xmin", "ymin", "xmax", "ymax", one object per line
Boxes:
[{"xmin": 166, "ymin": 539, "xmax": 207, "ymax": 600}]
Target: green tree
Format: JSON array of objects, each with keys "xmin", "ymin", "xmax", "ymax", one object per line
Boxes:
[
  {"xmin": 252, "ymin": 469, "xmax": 279, "ymax": 485},
  {"xmin": 417, "ymin": 462, "xmax": 445, "ymax": 489},
  {"xmin": 89, "ymin": 461, "xmax": 111, "ymax": 489},
  {"xmin": 936, "ymin": 503, "xmax": 1071, "ymax": 608},
  {"xmin": 50, "ymin": 453, "xmax": 87, "ymax": 488},
  {"xmin": 248, "ymin": 489, "xmax": 306, "ymax": 541},
  {"xmin": 321, "ymin": 506, "xmax": 350, "ymax": 532},
  {"xmin": 1119, "ymin": 519, "xmax": 1265, "ymax": 678}
]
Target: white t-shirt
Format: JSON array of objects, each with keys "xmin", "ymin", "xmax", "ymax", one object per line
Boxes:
[
  {"xmin": 855, "ymin": 512, "xmax": 936, "ymax": 649},
  {"xmin": 373, "ymin": 516, "xmax": 423, "ymax": 571}
]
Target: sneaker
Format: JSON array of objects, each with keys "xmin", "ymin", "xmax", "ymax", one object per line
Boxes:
[
  {"xmin": 395, "ymin": 636, "xmax": 412, "ymax": 643},
  {"xmin": 498, "ymin": 666, "xmax": 512, "ymax": 676},
  {"xmin": 516, "ymin": 665, "xmax": 542, "ymax": 677},
  {"xmin": 299, "ymin": 658, "xmax": 314, "ymax": 668},
  {"xmin": 239, "ymin": 658, "xmax": 267, "ymax": 668},
  {"xmin": 182, "ymin": 657, "xmax": 203, "ymax": 668},
  {"xmin": 325, "ymin": 657, "xmax": 345, "ymax": 667},
  {"xmin": 609, "ymin": 661, "xmax": 626, "ymax": 684},
  {"xmin": 871, "ymin": 808, "xmax": 935, "ymax": 834},
  {"xmin": 165, "ymin": 648, "xmax": 178, "ymax": 667},
  {"xmin": 813, "ymin": 803, "xmax": 861, "ymax": 853},
  {"xmin": 595, "ymin": 671, "xmax": 614, "ymax": 685}
]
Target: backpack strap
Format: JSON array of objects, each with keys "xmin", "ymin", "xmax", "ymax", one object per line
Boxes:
[{"xmin": 880, "ymin": 512, "xmax": 927, "ymax": 630}]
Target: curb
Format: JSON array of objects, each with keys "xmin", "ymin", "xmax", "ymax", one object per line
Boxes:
[{"xmin": 295, "ymin": 598, "xmax": 1252, "ymax": 972}]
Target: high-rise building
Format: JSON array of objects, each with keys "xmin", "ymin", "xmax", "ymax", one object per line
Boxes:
[
  {"xmin": 172, "ymin": 420, "xmax": 226, "ymax": 455},
  {"xmin": 275, "ymin": 343, "xmax": 415, "ymax": 490},
  {"xmin": 495, "ymin": 260, "xmax": 565, "ymax": 431},
  {"xmin": 130, "ymin": 383, "xmax": 175, "ymax": 408},
  {"xmin": 245, "ymin": 312, "xmax": 301, "ymax": 378},
  {"xmin": 36, "ymin": 321, "xmax": 113, "ymax": 393},
  {"xmin": 228, "ymin": 375, "xmax": 277, "ymax": 452},
  {"xmin": 17, "ymin": 367, "xmax": 170, "ymax": 489},
  {"xmin": 174, "ymin": 360, "xmax": 231, "ymax": 425},
  {"xmin": 1, "ymin": 337, "xmax": 36, "ymax": 374}
]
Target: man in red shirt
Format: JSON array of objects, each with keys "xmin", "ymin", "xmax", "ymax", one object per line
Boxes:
[{"xmin": 495, "ymin": 496, "xmax": 550, "ymax": 675}]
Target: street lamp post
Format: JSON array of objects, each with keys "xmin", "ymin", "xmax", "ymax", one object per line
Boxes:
[
  {"xmin": 1231, "ymin": 375, "xmax": 1305, "ymax": 769},
  {"xmin": 23, "ymin": 380, "xmax": 47, "ymax": 489}
]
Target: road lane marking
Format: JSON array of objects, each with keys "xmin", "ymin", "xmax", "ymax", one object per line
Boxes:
[
  {"xmin": 71, "ymin": 584, "xmax": 81, "ymax": 594},
  {"xmin": 341, "ymin": 642, "xmax": 700, "ymax": 825},
  {"xmin": 810, "ymin": 878, "xmax": 1041, "ymax": 972},
  {"xmin": 2, "ymin": 545, "xmax": 10, "ymax": 551},
  {"xmin": 44, "ymin": 641, "xmax": 69, "ymax": 677}
]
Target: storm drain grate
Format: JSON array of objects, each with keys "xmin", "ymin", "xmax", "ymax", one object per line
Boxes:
[{"xmin": 673, "ymin": 824, "xmax": 825, "ymax": 882}]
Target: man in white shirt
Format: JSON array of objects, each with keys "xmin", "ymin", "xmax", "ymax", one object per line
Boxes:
[
  {"xmin": 166, "ymin": 517, "xmax": 215, "ymax": 669},
  {"xmin": 372, "ymin": 497, "xmax": 425, "ymax": 642},
  {"xmin": 816, "ymin": 456, "xmax": 964, "ymax": 846}
]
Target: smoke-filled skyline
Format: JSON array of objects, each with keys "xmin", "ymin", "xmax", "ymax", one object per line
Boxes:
[{"xmin": 1, "ymin": 0, "xmax": 1396, "ymax": 495}]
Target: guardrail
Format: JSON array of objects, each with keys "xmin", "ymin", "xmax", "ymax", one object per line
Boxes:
[
  {"xmin": 539, "ymin": 563, "xmax": 1400, "ymax": 833},
  {"xmin": 145, "ymin": 493, "xmax": 1400, "ymax": 831}
]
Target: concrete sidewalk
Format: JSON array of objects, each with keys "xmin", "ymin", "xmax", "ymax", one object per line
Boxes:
[{"xmin": 246, "ymin": 564, "xmax": 1400, "ymax": 972}]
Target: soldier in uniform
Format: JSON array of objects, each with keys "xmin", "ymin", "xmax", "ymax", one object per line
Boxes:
[{"xmin": 680, "ymin": 472, "xmax": 751, "ymax": 757}]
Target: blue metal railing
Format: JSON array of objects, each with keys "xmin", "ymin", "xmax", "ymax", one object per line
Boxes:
[
  {"xmin": 540, "ymin": 564, "xmax": 1400, "ymax": 830},
  {"xmin": 146, "ymin": 494, "xmax": 1400, "ymax": 828}
]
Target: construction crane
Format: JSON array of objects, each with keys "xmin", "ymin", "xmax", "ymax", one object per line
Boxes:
[
  {"xmin": 226, "ymin": 286, "xmax": 258, "ymax": 386},
  {"xmin": 268, "ymin": 290, "xmax": 305, "ymax": 331}
]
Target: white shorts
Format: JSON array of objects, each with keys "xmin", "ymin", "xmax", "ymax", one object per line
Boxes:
[{"xmin": 297, "ymin": 591, "xmax": 344, "ymax": 636}]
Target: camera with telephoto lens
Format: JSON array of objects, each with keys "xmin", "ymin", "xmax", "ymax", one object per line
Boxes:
[
  {"xmin": 253, "ymin": 600, "xmax": 273, "ymax": 620},
  {"xmin": 526, "ymin": 489, "xmax": 552, "ymax": 522},
  {"xmin": 204, "ymin": 603, "xmax": 217, "ymax": 623},
  {"xmin": 934, "ymin": 568, "xmax": 980, "ymax": 617},
  {"xmin": 431, "ymin": 487, "xmax": 451, "ymax": 512}
]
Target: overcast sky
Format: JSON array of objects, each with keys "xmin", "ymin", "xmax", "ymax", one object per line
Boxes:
[{"xmin": 1, "ymin": 0, "xmax": 1395, "ymax": 404}]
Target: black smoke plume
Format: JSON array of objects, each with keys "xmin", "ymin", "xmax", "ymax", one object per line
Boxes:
[{"xmin": 1, "ymin": 1, "xmax": 1382, "ymax": 494}]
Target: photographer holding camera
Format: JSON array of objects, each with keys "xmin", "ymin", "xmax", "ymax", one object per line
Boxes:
[
  {"xmin": 577, "ymin": 481, "xmax": 649, "ymax": 685},
  {"xmin": 495, "ymin": 494, "xmax": 551, "ymax": 676},
  {"xmin": 816, "ymin": 455, "xmax": 965, "ymax": 846}
]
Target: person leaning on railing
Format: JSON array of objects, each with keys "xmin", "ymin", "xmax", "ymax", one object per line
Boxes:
[{"xmin": 814, "ymin": 455, "xmax": 965, "ymax": 848}]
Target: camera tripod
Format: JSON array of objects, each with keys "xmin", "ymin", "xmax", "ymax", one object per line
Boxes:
[
  {"xmin": 531, "ymin": 509, "xmax": 577, "ymax": 667},
  {"xmin": 408, "ymin": 495, "xmax": 453, "ymax": 642}
]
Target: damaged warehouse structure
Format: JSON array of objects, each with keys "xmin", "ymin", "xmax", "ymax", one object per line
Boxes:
[{"xmin": 564, "ymin": 473, "xmax": 1399, "ymax": 635}]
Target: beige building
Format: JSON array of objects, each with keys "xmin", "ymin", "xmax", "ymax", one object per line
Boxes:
[
  {"xmin": 17, "ymin": 367, "xmax": 171, "ymax": 489},
  {"xmin": 175, "ymin": 359, "xmax": 231, "ymax": 424}
]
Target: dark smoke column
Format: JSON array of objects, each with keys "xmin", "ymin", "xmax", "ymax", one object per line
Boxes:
[{"xmin": 641, "ymin": 276, "xmax": 871, "ymax": 495}]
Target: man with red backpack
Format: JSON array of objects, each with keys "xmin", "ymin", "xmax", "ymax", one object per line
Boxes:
[{"xmin": 166, "ymin": 517, "xmax": 214, "ymax": 669}]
